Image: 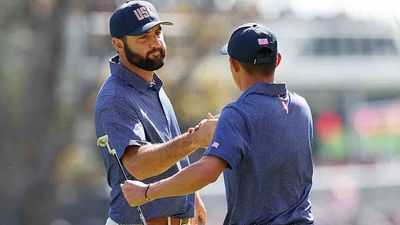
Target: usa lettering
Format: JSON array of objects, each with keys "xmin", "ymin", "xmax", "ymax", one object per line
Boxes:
[{"xmin": 133, "ymin": 7, "xmax": 150, "ymax": 20}]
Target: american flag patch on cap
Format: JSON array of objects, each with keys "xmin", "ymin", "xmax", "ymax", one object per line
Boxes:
[
  {"xmin": 258, "ymin": 38, "xmax": 269, "ymax": 45},
  {"xmin": 211, "ymin": 142, "xmax": 220, "ymax": 148}
]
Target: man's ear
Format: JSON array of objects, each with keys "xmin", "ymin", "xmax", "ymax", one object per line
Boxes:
[
  {"xmin": 111, "ymin": 38, "xmax": 124, "ymax": 54},
  {"xmin": 229, "ymin": 57, "xmax": 241, "ymax": 73},
  {"xmin": 275, "ymin": 53, "xmax": 282, "ymax": 67}
]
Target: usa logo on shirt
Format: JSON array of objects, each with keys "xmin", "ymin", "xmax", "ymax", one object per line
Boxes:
[{"xmin": 211, "ymin": 142, "xmax": 219, "ymax": 148}]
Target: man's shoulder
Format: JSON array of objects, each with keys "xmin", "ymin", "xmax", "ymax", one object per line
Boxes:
[
  {"xmin": 96, "ymin": 74, "xmax": 141, "ymax": 104},
  {"xmin": 223, "ymin": 97, "xmax": 259, "ymax": 118},
  {"xmin": 289, "ymin": 90, "xmax": 307, "ymax": 101},
  {"xmin": 98, "ymin": 75, "xmax": 129, "ymax": 96},
  {"xmin": 220, "ymin": 102, "xmax": 249, "ymax": 125},
  {"xmin": 95, "ymin": 79, "xmax": 135, "ymax": 113},
  {"xmin": 222, "ymin": 101, "xmax": 242, "ymax": 115},
  {"xmin": 288, "ymin": 91, "xmax": 311, "ymax": 110}
]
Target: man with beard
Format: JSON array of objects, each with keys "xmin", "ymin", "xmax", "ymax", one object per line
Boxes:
[{"xmin": 94, "ymin": 1, "xmax": 216, "ymax": 225}]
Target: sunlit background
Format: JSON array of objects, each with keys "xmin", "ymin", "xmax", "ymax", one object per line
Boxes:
[{"xmin": 0, "ymin": 0, "xmax": 399, "ymax": 224}]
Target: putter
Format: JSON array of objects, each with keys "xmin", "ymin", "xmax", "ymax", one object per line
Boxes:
[{"xmin": 97, "ymin": 135, "xmax": 148, "ymax": 225}]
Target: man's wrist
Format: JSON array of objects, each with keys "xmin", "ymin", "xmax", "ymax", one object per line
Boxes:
[{"xmin": 182, "ymin": 132, "xmax": 198, "ymax": 150}]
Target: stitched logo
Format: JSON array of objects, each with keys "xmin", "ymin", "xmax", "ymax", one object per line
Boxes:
[
  {"xmin": 211, "ymin": 142, "xmax": 220, "ymax": 148},
  {"xmin": 133, "ymin": 6, "xmax": 150, "ymax": 20},
  {"xmin": 258, "ymin": 38, "xmax": 269, "ymax": 45}
]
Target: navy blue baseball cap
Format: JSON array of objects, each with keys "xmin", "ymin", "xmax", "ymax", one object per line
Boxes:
[
  {"xmin": 220, "ymin": 23, "xmax": 278, "ymax": 64},
  {"xmin": 110, "ymin": 1, "xmax": 173, "ymax": 38}
]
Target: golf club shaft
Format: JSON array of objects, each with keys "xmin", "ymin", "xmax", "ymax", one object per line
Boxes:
[
  {"xmin": 104, "ymin": 139, "xmax": 147, "ymax": 225},
  {"xmin": 113, "ymin": 154, "xmax": 128, "ymax": 180},
  {"xmin": 112, "ymin": 154, "xmax": 148, "ymax": 224}
]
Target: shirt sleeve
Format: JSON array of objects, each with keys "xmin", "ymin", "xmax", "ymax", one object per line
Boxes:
[
  {"xmin": 98, "ymin": 96, "xmax": 149, "ymax": 159},
  {"xmin": 204, "ymin": 106, "xmax": 249, "ymax": 169}
]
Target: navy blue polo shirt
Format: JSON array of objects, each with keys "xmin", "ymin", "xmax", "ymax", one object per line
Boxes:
[
  {"xmin": 94, "ymin": 56, "xmax": 194, "ymax": 224},
  {"xmin": 205, "ymin": 82, "xmax": 314, "ymax": 225}
]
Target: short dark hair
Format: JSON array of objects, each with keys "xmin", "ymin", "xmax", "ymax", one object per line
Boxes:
[{"xmin": 239, "ymin": 48, "xmax": 277, "ymax": 76}]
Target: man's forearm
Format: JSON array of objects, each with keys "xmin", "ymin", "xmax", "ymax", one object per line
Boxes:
[
  {"xmin": 123, "ymin": 132, "xmax": 198, "ymax": 180},
  {"xmin": 120, "ymin": 156, "xmax": 226, "ymax": 207},
  {"xmin": 146, "ymin": 156, "xmax": 226, "ymax": 200},
  {"xmin": 147, "ymin": 159, "xmax": 217, "ymax": 199}
]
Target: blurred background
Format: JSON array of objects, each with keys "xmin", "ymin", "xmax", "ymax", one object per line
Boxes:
[{"xmin": 0, "ymin": 0, "xmax": 399, "ymax": 224}]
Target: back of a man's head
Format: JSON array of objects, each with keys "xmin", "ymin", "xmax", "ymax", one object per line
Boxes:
[
  {"xmin": 239, "ymin": 48, "xmax": 277, "ymax": 76},
  {"xmin": 220, "ymin": 23, "xmax": 279, "ymax": 77}
]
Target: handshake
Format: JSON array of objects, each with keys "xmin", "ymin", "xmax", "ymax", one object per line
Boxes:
[
  {"xmin": 188, "ymin": 112, "xmax": 219, "ymax": 134},
  {"xmin": 186, "ymin": 112, "xmax": 220, "ymax": 149},
  {"xmin": 121, "ymin": 112, "xmax": 220, "ymax": 207}
]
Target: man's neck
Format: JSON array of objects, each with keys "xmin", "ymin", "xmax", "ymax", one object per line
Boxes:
[
  {"xmin": 119, "ymin": 56, "xmax": 154, "ymax": 83},
  {"xmin": 241, "ymin": 73, "xmax": 274, "ymax": 91}
]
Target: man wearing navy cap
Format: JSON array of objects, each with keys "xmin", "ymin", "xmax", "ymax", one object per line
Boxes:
[
  {"xmin": 94, "ymin": 1, "xmax": 216, "ymax": 225},
  {"xmin": 121, "ymin": 23, "xmax": 315, "ymax": 225}
]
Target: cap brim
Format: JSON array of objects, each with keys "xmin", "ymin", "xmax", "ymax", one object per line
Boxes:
[
  {"xmin": 127, "ymin": 20, "xmax": 174, "ymax": 36},
  {"xmin": 220, "ymin": 43, "xmax": 229, "ymax": 55}
]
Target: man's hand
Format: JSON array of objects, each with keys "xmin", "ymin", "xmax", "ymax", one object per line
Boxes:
[
  {"xmin": 188, "ymin": 113, "xmax": 219, "ymax": 134},
  {"xmin": 191, "ymin": 192, "xmax": 207, "ymax": 225},
  {"xmin": 120, "ymin": 180, "xmax": 148, "ymax": 206},
  {"xmin": 187, "ymin": 113, "xmax": 219, "ymax": 148},
  {"xmin": 188, "ymin": 113, "xmax": 220, "ymax": 133}
]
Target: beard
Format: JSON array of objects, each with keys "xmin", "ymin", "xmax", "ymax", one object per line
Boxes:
[{"xmin": 123, "ymin": 40, "xmax": 166, "ymax": 71}]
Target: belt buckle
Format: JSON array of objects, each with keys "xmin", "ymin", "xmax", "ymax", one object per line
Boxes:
[{"xmin": 180, "ymin": 218, "xmax": 190, "ymax": 225}]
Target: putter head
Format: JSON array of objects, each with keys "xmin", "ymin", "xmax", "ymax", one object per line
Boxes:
[
  {"xmin": 97, "ymin": 135, "xmax": 109, "ymax": 147},
  {"xmin": 97, "ymin": 135, "xmax": 117, "ymax": 155}
]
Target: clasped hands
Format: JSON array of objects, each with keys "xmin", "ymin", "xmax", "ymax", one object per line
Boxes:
[{"xmin": 120, "ymin": 113, "xmax": 219, "ymax": 207}]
